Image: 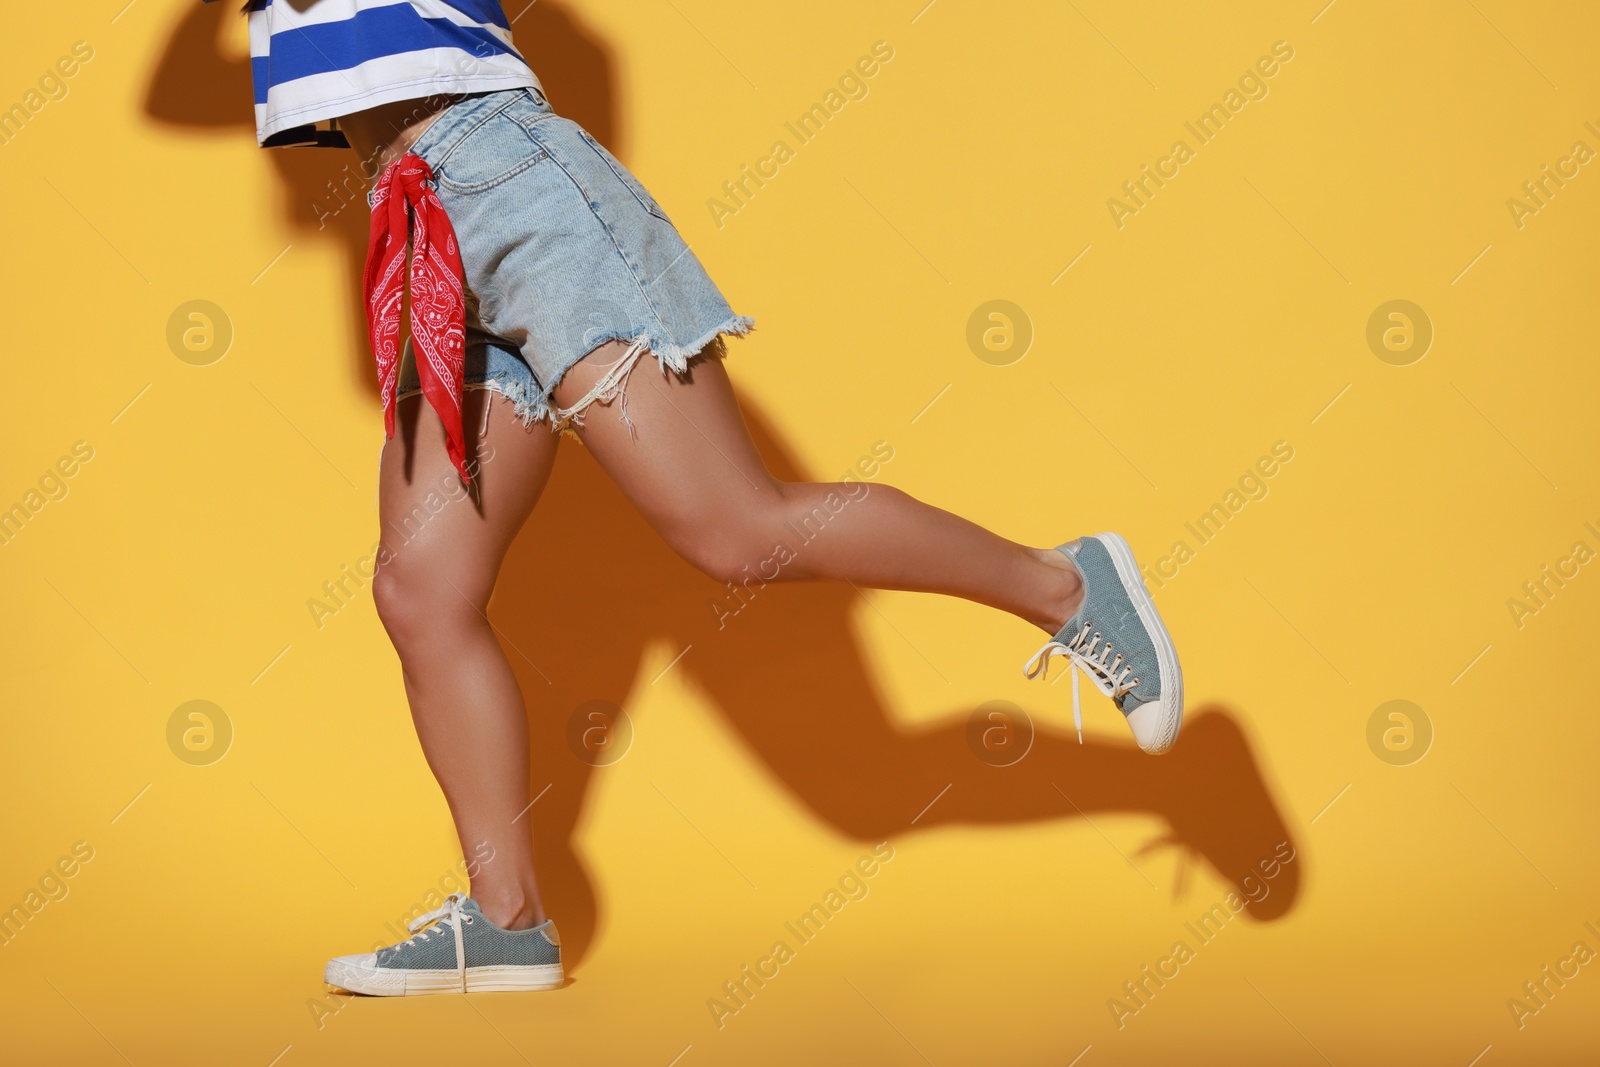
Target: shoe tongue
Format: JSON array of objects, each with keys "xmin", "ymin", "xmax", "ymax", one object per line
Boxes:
[{"xmin": 459, "ymin": 896, "xmax": 483, "ymax": 915}]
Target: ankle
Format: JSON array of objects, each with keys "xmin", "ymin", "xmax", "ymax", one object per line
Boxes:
[
  {"xmin": 1030, "ymin": 547, "xmax": 1084, "ymax": 633},
  {"xmin": 472, "ymin": 886, "xmax": 544, "ymax": 931}
]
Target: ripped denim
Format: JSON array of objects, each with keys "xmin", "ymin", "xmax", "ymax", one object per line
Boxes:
[{"xmin": 385, "ymin": 86, "xmax": 753, "ymax": 434}]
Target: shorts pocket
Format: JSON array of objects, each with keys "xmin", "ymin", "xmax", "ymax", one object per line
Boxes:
[
  {"xmin": 434, "ymin": 111, "xmax": 549, "ymax": 195},
  {"xmin": 576, "ymin": 128, "xmax": 672, "ymax": 224}
]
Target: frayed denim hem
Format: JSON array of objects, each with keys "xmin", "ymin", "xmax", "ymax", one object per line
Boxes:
[
  {"xmin": 546, "ymin": 314, "xmax": 756, "ymax": 437},
  {"xmin": 391, "ymin": 314, "xmax": 755, "ymax": 438},
  {"xmin": 466, "ymin": 374, "xmax": 550, "ymax": 428},
  {"xmin": 393, "ymin": 372, "xmax": 553, "ymax": 429}
]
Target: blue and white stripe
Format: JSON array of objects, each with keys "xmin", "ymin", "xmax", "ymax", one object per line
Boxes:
[{"xmin": 209, "ymin": 0, "xmax": 540, "ymax": 146}]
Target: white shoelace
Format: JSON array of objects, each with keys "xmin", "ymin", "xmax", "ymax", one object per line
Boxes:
[
  {"xmin": 1023, "ymin": 621, "xmax": 1140, "ymax": 743},
  {"xmin": 401, "ymin": 892, "xmax": 475, "ymax": 992}
]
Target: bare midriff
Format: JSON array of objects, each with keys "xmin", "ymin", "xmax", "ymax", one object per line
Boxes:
[{"xmin": 338, "ymin": 93, "xmax": 474, "ymax": 173}]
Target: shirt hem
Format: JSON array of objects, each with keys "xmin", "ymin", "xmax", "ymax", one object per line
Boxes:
[{"xmin": 255, "ymin": 72, "xmax": 542, "ymax": 147}]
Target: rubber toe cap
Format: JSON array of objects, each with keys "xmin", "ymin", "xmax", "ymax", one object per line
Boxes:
[{"xmin": 1126, "ymin": 694, "xmax": 1183, "ymax": 755}]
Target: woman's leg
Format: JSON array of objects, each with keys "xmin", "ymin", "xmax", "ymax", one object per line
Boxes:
[
  {"xmin": 373, "ymin": 389, "xmax": 559, "ymax": 930},
  {"xmin": 552, "ymin": 345, "xmax": 1084, "ymax": 632}
]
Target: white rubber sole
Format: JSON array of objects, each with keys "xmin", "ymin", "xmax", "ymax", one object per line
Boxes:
[
  {"xmin": 1092, "ymin": 532, "xmax": 1184, "ymax": 754},
  {"xmin": 325, "ymin": 958, "xmax": 564, "ymax": 996}
]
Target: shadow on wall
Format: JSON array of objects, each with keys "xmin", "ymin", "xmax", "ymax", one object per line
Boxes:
[
  {"xmin": 143, "ymin": 0, "xmax": 619, "ymax": 395},
  {"xmin": 143, "ymin": 2, "xmax": 1303, "ymax": 968}
]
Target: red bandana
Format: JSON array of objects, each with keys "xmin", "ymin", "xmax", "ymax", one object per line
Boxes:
[{"xmin": 364, "ymin": 153, "xmax": 471, "ymax": 483}]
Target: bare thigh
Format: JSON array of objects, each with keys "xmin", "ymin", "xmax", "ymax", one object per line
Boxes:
[
  {"xmin": 550, "ymin": 342, "xmax": 1070, "ymax": 626},
  {"xmin": 550, "ymin": 343, "xmax": 777, "ymax": 552},
  {"xmin": 377, "ymin": 388, "xmax": 560, "ymax": 606}
]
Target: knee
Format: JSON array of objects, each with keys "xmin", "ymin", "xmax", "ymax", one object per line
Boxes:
[
  {"xmin": 372, "ymin": 550, "xmax": 477, "ymax": 655},
  {"xmin": 679, "ymin": 538, "xmax": 775, "ymax": 586},
  {"xmin": 371, "ymin": 558, "xmax": 420, "ymax": 649},
  {"xmin": 660, "ymin": 484, "xmax": 792, "ymax": 586}
]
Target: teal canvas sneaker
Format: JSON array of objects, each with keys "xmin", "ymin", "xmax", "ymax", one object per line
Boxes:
[
  {"xmin": 325, "ymin": 893, "xmax": 563, "ymax": 995},
  {"xmin": 1023, "ymin": 533, "xmax": 1183, "ymax": 754}
]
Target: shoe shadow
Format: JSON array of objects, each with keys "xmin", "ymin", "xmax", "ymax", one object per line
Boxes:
[{"xmin": 146, "ymin": 2, "xmax": 1302, "ymax": 968}]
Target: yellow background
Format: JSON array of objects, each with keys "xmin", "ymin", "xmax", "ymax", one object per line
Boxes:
[{"xmin": 4, "ymin": 0, "xmax": 1599, "ymax": 1063}]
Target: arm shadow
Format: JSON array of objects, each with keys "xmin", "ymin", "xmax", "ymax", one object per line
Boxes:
[{"xmin": 141, "ymin": 0, "xmax": 619, "ymax": 400}]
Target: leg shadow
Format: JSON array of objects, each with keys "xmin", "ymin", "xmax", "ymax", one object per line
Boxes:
[
  {"xmin": 499, "ymin": 411, "xmax": 1302, "ymax": 967},
  {"xmin": 145, "ymin": 3, "xmax": 1301, "ymax": 968}
]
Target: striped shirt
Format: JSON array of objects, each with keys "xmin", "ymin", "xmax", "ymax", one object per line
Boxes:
[{"xmin": 206, "ymin": 0, "xmax": 540, "ymax": 147}]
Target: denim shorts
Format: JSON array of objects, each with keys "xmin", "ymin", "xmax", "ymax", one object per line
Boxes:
[{"xmin": 378, "ymin": 87, "xmax": 753, "ymax": 431}]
